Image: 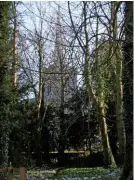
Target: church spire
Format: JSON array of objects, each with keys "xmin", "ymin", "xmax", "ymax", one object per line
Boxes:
[{"xmin": 54, "ymin": 5, "xmax": 64, "ymax": 65}]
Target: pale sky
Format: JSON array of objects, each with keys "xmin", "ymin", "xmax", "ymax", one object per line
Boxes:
[{"xmin": 16, "ymin": 1, "xmax": 124, "ymax": 99}]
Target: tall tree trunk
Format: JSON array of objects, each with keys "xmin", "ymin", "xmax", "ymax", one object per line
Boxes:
[
  {"xmin": 111, "ymin": 1, "xmax": 125, "ymax": 159},
  {"xmin": 120, "ymin": 2, "xmax": 133, "ymax": 180},
  {"xmin": 58, "ymin": 41, "xmax": 66, "ymax": 166},
  {"xmin": 0, "ymin": 1, "xmax": 11, "ymax": 167},
  {"xmin": 34, "ymin": 13, "xmax": 50, "ymax": 164},
  {"xmin": 36, "ymin": 37, "xmax": 50, "ymax": 165},
  {"xmin": 37, "ymin": 36, "xmax": 43, "ymax": 121},
  {"xmin": 115, "ymin": 47, "xmax": 125, "ymax": 159},
  {"xmin": 83, "ymin": 2, "xmax": 116, "ymax": 167},
  {"xmin": 95, "ymin": 7, "xmax": 102, "ymax": 154},
  {"xmin": 12, "ymin": 2, "xmax": 18, "ymax": 88},
  {"xmin": 68, "ymin": 1, "xmax": 116, "ymax": 167},
  {"xmin": 98, "ymin": 96, "xmax": 115, "ymax": 166},
  {"xmin": 0, "ymin": 129, "xmax": 9, "ymax": 167},
  {"xmin": 53, "ymin": 6, "xmax": 66, "ymax": 165},
  {"xmin": 87, "ymin": 104, "xmax": 93, "ymax": 154},
  {"xmin": 58, "ymin": 106, "xmax": 65, "ymax": 165}
]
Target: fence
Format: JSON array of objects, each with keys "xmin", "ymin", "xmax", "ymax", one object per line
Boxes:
[{"xmin": 0, "ymin": 167, "xmax": 26, "ymax": 180}]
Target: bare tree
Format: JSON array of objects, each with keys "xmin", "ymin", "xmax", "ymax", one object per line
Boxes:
[{"xmin": 68, "ymin": 1, "xmax": 116, "ymax": 166}]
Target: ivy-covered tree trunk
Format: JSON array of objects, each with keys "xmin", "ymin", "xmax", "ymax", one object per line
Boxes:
[
  {"xmin": 0, "ymin": 2, "xmax": 11, "ymax": 167},
  {"xmin": 111, "ymin": 1, "xmax": 125, "ymax": 159},
  {"xmin": 37, "ymin": 35, "xmax": 44, "ymax": 121},
  {"xmin": 12, "ymin": 2, "xmax": 18, "ymax": 88},
  {"xmin": 0, "ymin": 122, "xmax": 9, "ymax": 167},
  {"xmin": 83, "ymin": 2, "xmax": 116, "ymax": 167},
  {"xmin": 120, "ymin": 2, "xmax": 133, "ymax": 180}
]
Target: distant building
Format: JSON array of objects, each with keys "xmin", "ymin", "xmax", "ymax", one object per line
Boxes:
[
  {"xmin": 44, "ymin": 7, "xmax": 77, "ymax": 107},
  {"xmin": 44, "ymin": 64, "xmax": 77, "ymax": 106}
]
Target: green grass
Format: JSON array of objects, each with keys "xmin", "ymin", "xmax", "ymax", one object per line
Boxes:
[
  {"xmin": 19, "ymin": 167, "xmax": 122, "ymax": 180},
  {"xmin": 53, "ymin": 167, "xmax": 122, "ymax": 180}
]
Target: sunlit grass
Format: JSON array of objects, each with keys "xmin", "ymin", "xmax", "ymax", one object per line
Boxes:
[{"xmin": 52, "ymin": 167, "xmax": 121, "ymax": 180}]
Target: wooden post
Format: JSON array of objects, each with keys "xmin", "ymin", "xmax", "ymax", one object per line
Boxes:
[
  {"xmin": 0, "ymin": 168, "xmax": 8, "ymax": 173},
  {"xmin": 19, "ymin": 167, "xmax": 26, "ymax": 180},
  {"xmin": 7, "ymin": 167, "xmax": 13, "ymax": 180}
]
